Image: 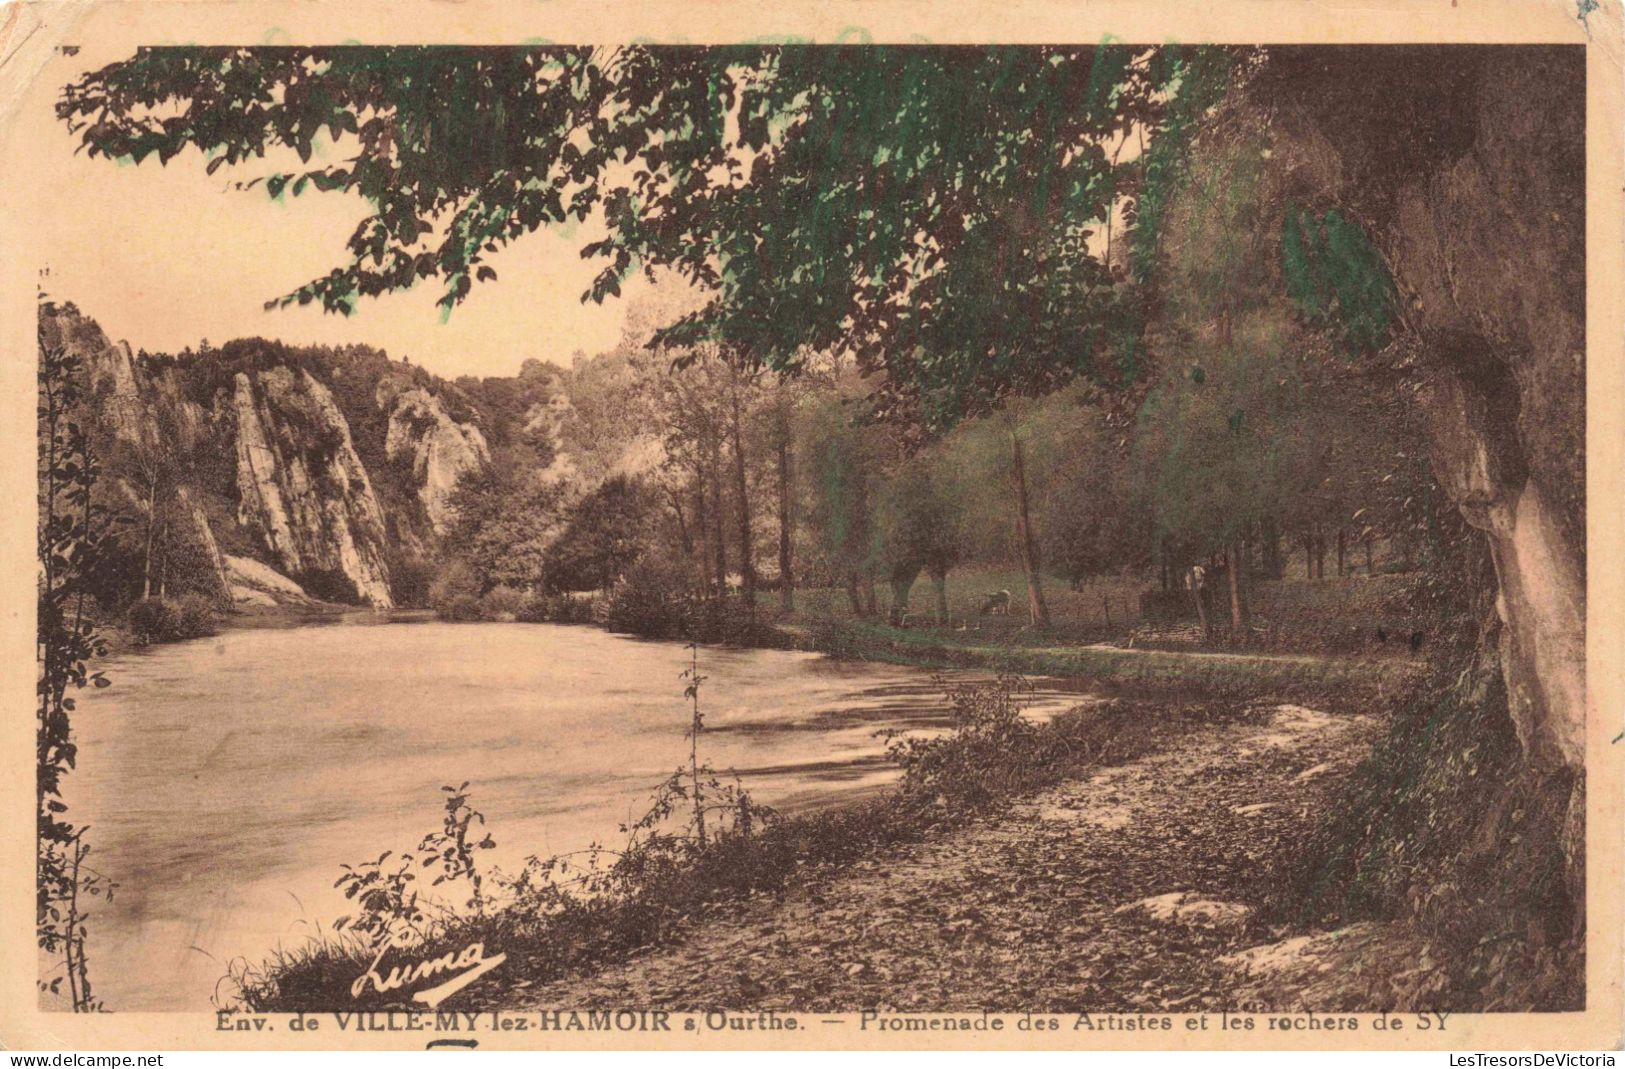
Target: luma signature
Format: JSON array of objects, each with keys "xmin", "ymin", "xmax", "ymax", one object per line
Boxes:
[{"xmin": 351, "ymin": 939, "xmax": 507, "ymax": 1008}]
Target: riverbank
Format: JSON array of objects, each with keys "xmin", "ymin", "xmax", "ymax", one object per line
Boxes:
[
  {"xmin": 95, "ymin": 597, "xmax": 362, "ymax": 657},
  {"xmin": 501, "ymin": 699, "xmax": 1402, "ymax": 1012},
  {"xmin": 230, "ymin": 671, "xmax": 1443, "ymax": 1013},
  {"xmin": 447, "ymin": 587, "xmax": 1423, "ymax": 711},
  {"xmin": 775, "ymin": 617, "xmax": 1421, "ymax": 714}
]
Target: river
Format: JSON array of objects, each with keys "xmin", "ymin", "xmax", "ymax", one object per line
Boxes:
[{"xmin": 64, "ymin": 615, "xmax": 1098, "ymax": 1011}]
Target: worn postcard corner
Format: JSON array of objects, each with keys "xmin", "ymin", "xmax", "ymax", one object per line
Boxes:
[{"xmin": 1, "ymin": 0, "xmax": 1622, "ymax": 1054}]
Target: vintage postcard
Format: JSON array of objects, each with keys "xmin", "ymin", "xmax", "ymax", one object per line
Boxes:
[{"xmin": 1, "ymin": 0, "xmax": 1620, "ymax": 1054}]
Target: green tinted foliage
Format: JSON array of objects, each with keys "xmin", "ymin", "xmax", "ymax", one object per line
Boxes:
[
  {"xmin": 1020, "ymin": 386, "xmax": 1146, "ymax": 581},
  {"xmin": 1125, "ymin": 48, "xmax": 1234, "ymax": 284},
  {"xmin": 797, "ymin": 390, "xmax": 884, "ymax": 579},
  {"xmin": 1136, "ymin": 309, "xmax": 1327, "ymax": 554},
  {"xmin": 1282, "ymin": 204, "xmax": 1396, "ymax": 353},
  {"xmin": 876, "ymin": 448, "xmax": 962, "ymax": 582}
]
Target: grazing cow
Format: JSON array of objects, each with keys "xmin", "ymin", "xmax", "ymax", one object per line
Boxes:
[{"xmin": 979, "ymin": 589, "xmax": 1013, "ymax": 616}]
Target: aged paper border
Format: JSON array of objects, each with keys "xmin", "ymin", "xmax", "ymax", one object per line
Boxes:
[{"xmin": 0, "ymin": 0, "xmax": 1619, "ymax": 1051}]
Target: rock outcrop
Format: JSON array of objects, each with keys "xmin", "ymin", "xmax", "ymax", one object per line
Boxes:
[
  {"xmin": 381, "ymin": 387, "xmax": 490, "ymax": 534},
  {"xmin": 232, "ymin": 367, "xmax": 395, "ymax": 607},
  {"xmin": 1259, "ymin": 46, "xmax": 1586, "ymax": 776},
  {"xmin": 224, "ymin": 554, "xmax": 317, "ymax": 607},
  {"xmin": 40, "ymin": 302, "xmax": 495, "ymax": 610}
]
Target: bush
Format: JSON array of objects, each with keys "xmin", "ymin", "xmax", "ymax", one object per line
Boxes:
[
  {"xmin": 479, "ymin": 584, "xmax": 526, "ymax": 621},
  {"xmin": 1274, "ymin": 646, "xmax": 1581, "ymax": 1010},
  {"xmin": 127, "ymin": 597, "xmax": 175, "ymax": 644},
  {"xmin": 293, "ymin": 567, "xmax": 360, "ymax": 605},
  {"xmin": 429, "ymin": 560, "xmax": 482, "ymax": 620},
  {"xmin": 438, "ymin": 594, "xmax": 483, "ymax": 622},
  {"xmin": 602, "ymin": 552, "xmax": 698, "ymax": 639},
  {"xmin": 127, "ymin": 594, "xmax": 216, "ymax": 644},
  {"xmin": 387, "ymin": 553, "xmax": 436, "ymax": 609},
  {"xmin": 516, "ymin": 590, "xmax": 596, "ymax": 624},
  {"xmin": 173, "ymin": 593, "xmax": 218, "ymax": 639}
]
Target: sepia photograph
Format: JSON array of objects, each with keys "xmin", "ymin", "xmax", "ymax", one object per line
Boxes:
[{"xmin": 2, "ymin": 0, "xmax": 1620, "ymax": 1055}]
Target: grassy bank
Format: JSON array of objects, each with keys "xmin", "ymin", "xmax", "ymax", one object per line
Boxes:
[{"xmin": 778, "ymin": 616, "xmax": 1420, "ymax": 713}]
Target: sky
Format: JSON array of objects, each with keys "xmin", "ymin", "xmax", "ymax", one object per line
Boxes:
[
  {"xmin": 21, "ymin": 43, "xmax": 1135, "ymax": 383},
  {"xmin": 26, "ymin": 46, "xmax": 650, "ymax": 381}
]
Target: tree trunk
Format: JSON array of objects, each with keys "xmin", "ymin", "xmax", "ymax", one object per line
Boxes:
[
  {"xmin": 668, "ymin": 490, "xmax": 694, "ymax": 560},
  {"xmin": 728, "ymin": 387, "xmax": 755, "ymax": 621},
  {"xmin": 1337, "ymin": 527, "xmax": 1347, "ymax": 577},
  {"xmin": 1008, "ymin": 431, "xmax": 1051, "ymax": 627},
  {"xmin": 1226, "ymin": 541, "xmax": 1247, "ymax": 636},
  {"xmin": 153, "ymin": 520, "xmax": 168, "ymax": 598},
  {"xmin": 889, "ymin": 570, "xmax": 916, "ymax": 618},
  {"xmin": 141, "ymin": 478, "xmax": 158, "ymax": 599},
  {"xmin": 1188, "ymin": 567, "xmax": 1211, "ymax": 640},
  {"xmin": 931, "ymin": 571, "xmax": 949, "ymax": 625},
  {"xmin": 1262, "ymin": 515, "xmax": 1284, "ymax": 579},
  {"xmin": 692, "ymin": 478, "xmax": 712, "ymax": 597},
  {"xmin": 863, "ymin": 573, "xmax": 878, "ymax": 617},
  {"xmin": 777, "ymin": 431, "xmax": 794, "ymax": 611},
  {"xmin": 844, "ymin": 571, "xmax": 863, "ymax": 615},
  {"xmin": 708, "ymin": 438, "xmax": 727, "ymax": 597}
]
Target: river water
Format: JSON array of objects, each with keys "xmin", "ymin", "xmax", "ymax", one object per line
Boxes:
[{"xmin": 64, "ymin": 615, "xmax": 1097, "ymax": 1011}]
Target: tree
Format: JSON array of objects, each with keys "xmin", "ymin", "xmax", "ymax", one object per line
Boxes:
[
  {"xmin": 1022, "ymin": 385, "xmax": 1147, "ymax": 589},
  {"xmin": 876, "ymin": 447, "xmax": 963, "ymax": 624},
  {"xmin": 442, "ymin": 467, "xmax": 566, "ymax": 592},
  {"xmin": 797, "ymin": 384, "xmax": 888, "ymax": 615},
  {"xmin": 37, "ymin": 304, "xmax": 119, "ymax": 1011},
  {"xmin": 547, "ymin": 475, "xmax": 662, "ymax": 593}
]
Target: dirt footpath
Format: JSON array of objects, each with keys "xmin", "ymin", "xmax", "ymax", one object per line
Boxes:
[{"xmin": 510, "ymin": 702, "xmax": 1390, "ymax": 1012}]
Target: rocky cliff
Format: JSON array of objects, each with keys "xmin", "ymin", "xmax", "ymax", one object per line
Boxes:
[
  {"xmin": 231, "ymin": 366, "xmax": 397, "ymax": 607},
  {"xmin": 39, "ymin": 303, "xmax": 491, "ymax": 610},
  {"xmin": 379, "ymin": 382, "xmax": 492, "ymax": 534},
  {"xmin": 1257, "ymin": 46, "xmax": 1585, "ymax": 777}
]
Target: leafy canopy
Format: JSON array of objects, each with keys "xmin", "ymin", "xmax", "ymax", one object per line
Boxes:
[{"xmin": 60, "ymin": 44, "xmax": 1217, "ymax": 427}]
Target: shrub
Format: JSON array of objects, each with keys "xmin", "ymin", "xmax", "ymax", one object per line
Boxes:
[
  {"xmin": 173, "ymin": 593, "xmax": 218, "ymax": 638},
  {"xmin": 602, "ymin": 552, "xmax": 698, "ymax": 639},
  {"xmin": 888, "ymin": 673, "xmax": 1058, "ymax": 814},
  {"xmin": 293, "ymin": 567, "xmax": 360, "ymax": 605},
  {"xmin": 516, "ymin": 590, "xmax": 596, "ymax": 624},
  {"xmin": 429, "ymin": 560, "xmax": 482, "ymax": 620},
  {"xmin": 128, "ymin": 594, "xmax": 216, "ymax": 644},
  {"xmin": 479, "ymin": 584, "xmax": 526, "ymax": 621},
  {"xmin": 387, "ymin": 553, "xmax": 436, "ymax": 609},
  {"xmin": 1273, "ymin": 645, "xmax": 1581, "ymax": 1010},
  {"xmin": 127, "ymin": 597, "xmax": 175, "ymax": 644},
  {"xmin": 438, "ymin": 594, "xmax": 483, "ymax": 622}
]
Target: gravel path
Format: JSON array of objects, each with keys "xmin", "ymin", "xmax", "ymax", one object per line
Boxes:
[{"xmin": 508, "ymin": 702, "xmax": 1382, "ymax": 1012}]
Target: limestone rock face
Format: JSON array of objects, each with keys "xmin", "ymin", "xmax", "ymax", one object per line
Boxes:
[
  {"xmin": 382, "ymin": 387, "xmax": 490, "ymax": 534},
  {"xmin": 39, "ymin": 305, "xmax": 150, "ymax": 450},
  {"xmin": 40, "ymin": 302, "xmax": 501, "ymax": 610},
  {"xmin": 1261, "ymin": 48, "xmax": 1585, "ymax": 774},
  {"xmin": 224, "ymin": 554, "xmax": 316, "ymax": 607},
  {"xmin": 231, "ymin": 367, "xmax": 395, "ymax": 607}
]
